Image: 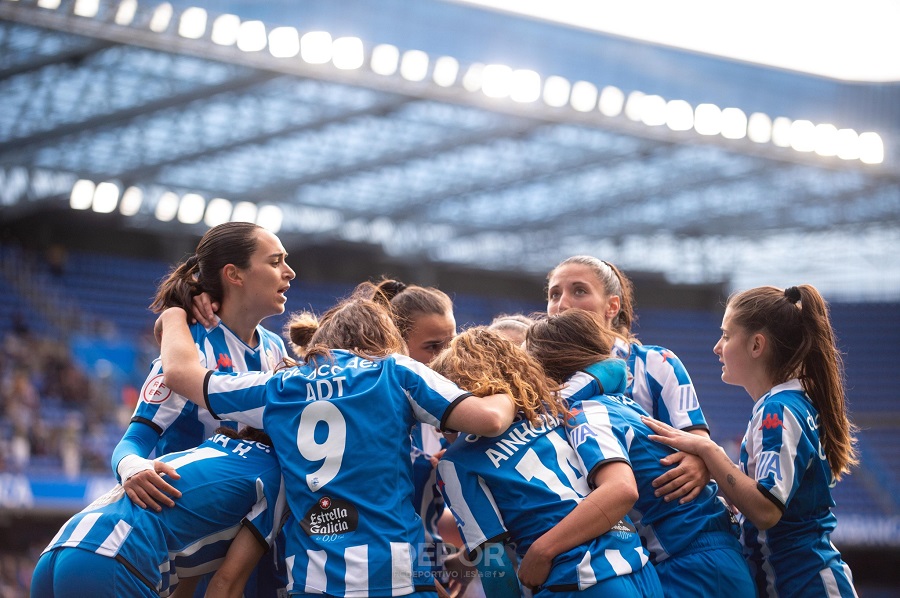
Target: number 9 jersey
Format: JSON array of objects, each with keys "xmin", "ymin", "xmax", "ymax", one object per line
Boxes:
[{"xmin": 200, "ymin": 350, "xmax": 473, "ymax": 597}]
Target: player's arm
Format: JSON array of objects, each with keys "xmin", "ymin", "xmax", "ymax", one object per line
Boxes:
[
  {"xmin": 517, "ymin": 461, "xmax": 638, "ymax": 588},
  {"xmin": 642, "ymin": 416, "xmax": 782, "ymax": 529},
  {"xmin": 111, "ymin": 422, "xmax": 181, "ymax": 511},
  {"xmin": 443, "ymin": 393, "xmax": 516, "ymax": 437},
  {"xmin": 203, "ymin": 525, "xmax": 267, "ymax": 598},
  {"xmin": 158, "ymin": 307, "xmax": 211, "ymax": 407},
  {"xmin": 169, "ymin": 575, "xmax": 199, "ymax": 598}
]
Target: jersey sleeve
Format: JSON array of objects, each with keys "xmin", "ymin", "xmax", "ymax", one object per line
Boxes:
[
  {"xmin": 436, "ymin": 459, "xmax": 509, "ymax": 559},
  {"xmin": 393, "ymin": 354, "xmax": 472, "ymax": 430},
  {"xmin": 746, "ymin": 399, "xmax": 816, "ymax": 510},
  {"xmin": 205, "ymin": 371, "xmax": 274, "ymax": 428},
  {"xmin": 632, "ymin": 345, "xmax": 708, "ymax": 432},
  {"xmin": 131, "ymin": 357, "xmax": 200, "ymax": 434},
  {"xmin": 565, "ymin": 399, "xmax": 632, "ymax": 489}
]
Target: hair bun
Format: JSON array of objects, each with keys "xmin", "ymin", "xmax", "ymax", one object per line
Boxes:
[
  {"xmin": 376, "ymin": 279, "xmax": 407, "ymax": 302},
  {"xmin": 784, "ymin": 286, "xmax": 801, "ymax": 304}
]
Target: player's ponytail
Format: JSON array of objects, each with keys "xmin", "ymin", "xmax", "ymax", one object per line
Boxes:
[
  {"xmin": 149, "ymin": 255, "xmax": 203, "ymax": 313},
  {"xmin": 374, "ymin": 277, "xmax": 452, "ymax": 340},
  {"xmin": 527, "ymin": 309, "xmax": 619, "ymax": 384}
]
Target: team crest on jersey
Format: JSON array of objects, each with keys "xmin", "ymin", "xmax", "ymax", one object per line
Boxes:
[
  {"xmin": 301, "ymin": 496, "xmax": 359, "ymax": 537},
  {"xmin": 609, "ymin": 518, "xmax": 637, "ymax": 540},
  {"xmin": 142, "ymin": 374, "xmax": 172, "ymax": 404}
]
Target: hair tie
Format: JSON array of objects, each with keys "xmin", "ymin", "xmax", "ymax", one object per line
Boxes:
[{"xmin": 784, "ymin": 286, "xmax": 801, "ymax": 304}]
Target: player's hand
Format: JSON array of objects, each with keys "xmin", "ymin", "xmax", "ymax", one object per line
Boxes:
[
  {"xmin": 190, "ymin": 292, "xmax": 219, "ymax": 328},
  {"xmin": 124, "ymin": 461, "xmax": 182, "ymax": 512},
  {"xmin": 652, "ymin": 451, "xmax": 711, "ymax": 503},
  {"xmin": 517, "ymin": 540, "xmax": 552, "ymax": 590}
]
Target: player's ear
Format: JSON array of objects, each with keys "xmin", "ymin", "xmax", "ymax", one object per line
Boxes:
[{"xmin": 222, "ymin": 264, "xmax": 243, "ymax": 286}]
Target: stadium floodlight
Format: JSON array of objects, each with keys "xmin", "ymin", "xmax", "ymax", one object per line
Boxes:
[
  {"xmin": 269, "ymin": 27, "xmax": 300, "ymax": 58},
  {"xmin": 836, "ymin": 129, "xmax": 860, "ymax": 161},
  {"xmin": 624, "ymin": 91, "xmax": 645, "ymax": 121},
  {"xmin": 747, "ymin": 112, "xmax": 773, "ymax": 143},
  {"xmin": 510, "ymin": 69, "xmax": 541, "ymax": 103},
  {"xmin": 462, "ymin": 63, "xmax": 484, "ymax": 92},
  {"xmin": 333, "ymin": 37, "xmax": 365, "ymax": 70},
  {"xmin": 73, "ymin": 0, "xmax": 100, "ymax": 18},
  {"xmin": 301, "ymin": 31, "xmax": 333, "ymax": 64},
  {"xmin": 92, "ymin": 181, "xmax": 120, "ymax": 214},
  {"xmin": 789, "ymin": 119, "xmax": 816, "ymax": 152},
  {"xmin": 154, "ymin": 191, "xmax": 180, "ymax": 222},
  {"xmin": 481, "ymin": 64, "xmax": 513, "ymax": 99},
  {"xmin": 665, "ymin": 99, "xmax": 693, "ymax": 131},
  {"xmin": 204, "ymin": 198, "xmax": 233, "ymax": 227},
  {"xmin": 70, "ymin": 179, "xmax": 95, "ymax": 210},
  {"xmin": 256, "ymin": 204, "xmax": 284, "ymax": 233},
  {"xmin": 371, "ymin": 44, "xmax": 400, "ymax": 76},
  {"xmin": 694, "ymin": 103, "xmax": 722, "ymax": 136},
  {"xmin": 772, "ymin": 116, "xmax": 792, "ymax": 147},
  {"xmin": 177, "ymin": 193, "xmax": 205, "ymax": 224},
  {"xmin": 119, "ymin": 186, "xmax": 143, "ymax": 216},
  {"xmin": 237, "ymin": 20, "xmax": 267, "ymax": 52},
  {"xmin": 232, "ymin": 201, "xmax": 258, "ymax": 223},
  {"xmin": 400, "ymin": 50, "xmax": 429, "ymax": 82},
  {"xmin": 178, "ymin": 7, "xmax": 208, "ymax": 40},
  {"xmin": 721, "ymin": 107, "xmax": 748, "ymax": 140},
  {"xmin": 149, "ymin": 3, "xmax": 173, "ymax": 34},
  {"xmin": 814, "ymin": 123, "xmax": 839, "ymax": 157},
  {"xmin": 115, "ymin": 0, "xmax": 137, "ymax": 26},
  {"xmin": 570, "ymin": 81, "xmax": 598, "ymax": 113},
  {"xmin": 543, "ymin": 76, "xmax": 571, "ymax": 108},
  {"xmin": 37, "ymin": 0, "xmax": 61, "ymax": 9},
  {"xmin": 859, "ymin": 132, "xmax": 884, "ymax": 165},
  {"xmin": 211, "ymin": 14, "xmax": 241, "ymax": 46},
  {"xmin": 433, "ymin": 56, "xmax": 459, "ymax": 87},
  {"xmin": 639, "ymin": 94, "xmax": 667, "ymax": 126},
  {"xmin": 598, "ymin": 85, "xmax": 624, "ymax": 117}
]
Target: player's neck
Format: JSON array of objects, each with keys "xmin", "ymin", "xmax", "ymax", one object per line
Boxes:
[{"xmin": 216, "ymin": 304, "xmax": 261, "ymax": 348}]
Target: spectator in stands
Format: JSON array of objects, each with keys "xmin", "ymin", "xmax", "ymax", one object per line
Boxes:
[
  {"xmin": 33, "ymin": 426, "xmax": 286, "ymax": 598},
  {"xmin": 155, "ymin": 282, "xmax": 517, "ymax": 597},
  {"xmin": 641, "ymin": 284, "xmax": 859, "ymax": 597},
  {"xmin": 527, "ymin": 308, "xmax": 754, "ymax": 598},
  {"xmin": 546, "ymin": 255, "xmax": 711, "ymax": 503},
  {"xmin": 488, "ymin": 312, "xmax": 535, "ymax": 346},
  {"xmin": 110, "ymin": 222, "xmax": 295, "ymax": 597},
  {"xmin": 431, "ymin": 326, "xmax": 662, "ymax": 596}
]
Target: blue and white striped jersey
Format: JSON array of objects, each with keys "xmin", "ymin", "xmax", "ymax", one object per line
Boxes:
[
  {"xmin": 563, "ymin": 368, "xmax": 739, "ymax": 564},
  {"xmin": 201, "ymin": 350, "xmax": 471, "ymax": 597},
  {"xmin": 436, "ymin": 414, "xmax": 651, "ymax": 592},
  {"xmin": 740, "ymin": 379, "xmax": 857, "ymax": 598},
  {"xmin": 132, "ymin": 319, "xmax": 286, "ymax": 455},
  {"xmin": 43, "ymin": 433, "xmax": 286, "ymax": 597},
  {"xmin": 613, "ymin": 337, "xmax": 708, "ymax": 432},
  {"xmin": 410, "ymin": 423, "xmax": 448, "ymax": 562}
]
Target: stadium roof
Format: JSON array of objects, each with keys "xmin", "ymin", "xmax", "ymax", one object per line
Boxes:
[{"xmin": 1, "ymin": 0, "xmax": 898, "ymax": 300}]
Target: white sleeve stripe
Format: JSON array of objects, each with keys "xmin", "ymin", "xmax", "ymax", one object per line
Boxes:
[{"xmin": 560, "ymin": 372, "xmax": 593, "ymax": 400}]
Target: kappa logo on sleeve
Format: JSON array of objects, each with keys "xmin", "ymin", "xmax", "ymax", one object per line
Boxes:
[
  {"xmin": 142, "ymin": 374, "xmax": 172, "ymax": 404},
  {"xmin": 759, "ymin": 413, "xmax": 783, "ymax": 430}
]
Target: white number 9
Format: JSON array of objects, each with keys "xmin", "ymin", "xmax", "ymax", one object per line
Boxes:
[{"xmin": 297, "ymin": 401, "xmax": 347, "ymax": 492}]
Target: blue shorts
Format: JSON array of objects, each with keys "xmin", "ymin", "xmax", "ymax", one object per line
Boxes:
[
  {"xmin": 32, "ymin": 547, "xmax": 158, "ymax": 598},
  {"xmin": 653, "ymin": 531, "xmax": 755, "ymax": 598},
  {"xmin": 535, "ymin": 564, "xmax": 663, "ymax": 598}
]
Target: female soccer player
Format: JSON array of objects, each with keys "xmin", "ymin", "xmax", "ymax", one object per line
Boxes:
[
  {"xmin": 156, "ymin": 282, "xmax": 517, "ymax": 597},
  {"xmin": 641, "ymin": 285, "xmax": 859, "ymax": 597},
  {"xmin": 431, "ymin": 327, "xmax": 662, "ymax": 597},
  {"xmin": 546, "ymin": 255, "xmax": 710, "ymax": 503},
  {"xmin": 527, "ymin": 308, "xmax": 754, "ymax": 597},
  {"xmin": 33, "ymin": 427, "xmax": 285, "ymax": 598}
]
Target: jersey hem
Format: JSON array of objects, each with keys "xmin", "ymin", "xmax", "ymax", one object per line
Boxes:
[{"xmin": 757, "ymin": 482, "xmax": 786, "ymax": 513}]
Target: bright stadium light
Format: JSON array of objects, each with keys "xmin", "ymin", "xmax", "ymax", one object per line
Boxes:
[
  {"xmin": 462, "ymin": 63, "xmax": 484, "ymax": 92},
  {"xmin": 371, "ymin": 44, "xmax": 400, "ymax": 76},
  {"xmin": 665, "ymin": 99, "xmax": 693, "ymax": 131},
  {"xmin": 433, "ymin": 56, "xmax": 460, "ymax": 87},
  {"xmin": 859, "ymin": 132, "xmax": 884, "ymax": 164},
  {"xmin": 301, "ymin": 31, "xmax": 333, "ymax": 64},
  {"xmin": 789, "ymin": 119, "xmax": 816, "ymax": 152},
  {"xmin": 155, "ymin": 191, "xmax": 180, "ymax": 222},
  {"xmin": 721, "ymin": 107, "xmax": 748, "ymax": 139},
  {"xmin": 747, "ymin": 112, "xmax": 773, "ymax": 143},
  {"xmin": 211, "ymin": 14, "xmax": 241, "ymax": 46},
  {"xmin": 256, "ymin": 204, "xmax": 284, "ymax": 232},
  {"xmin": 510, "ymin": 69, "xmax": 541, "ymax": 103},
  {"xmin": 814, "ymin": 123, "xmax": 839, "ymax": 157},
  {"xmin": 149, "ymin": 3, "xmax": 173, "ymax": 34},
  {"xmin": 92, "ymin": 181, "xmax": 119, "ymax": 213},
  {"xmin": 70, "ymin": 179, "xmax": 95, "ymax": 210},
  {"xmin": 37, "ymin": 0, "xmax": 61, "ymax": 9},
  {"xmin": 772, "ymin": 116, "xmax": 792, "ymax": 147},
  {"xmin": 268, "ymin": 27, "xmax": 300, "ymax": 58},
  {"xmin": 204, "ymin": 198, "xmax": 233, "ymax": 226},
  {"xmin": 237, "ymin": 20, "xmax": 267, "ymax": 52},
  {"xmin": 481, "ymin": 64, "xmax": 513, "ymax": 98},
  {"xmin": 598, "ymin": 86, "xmax": 624, "ymax": 117},
  {"xmin": 232, "ymin": 201, "xmax": 258, "ymax": 223},
  {"xmin": 400, "ymin": 50, "xmax": 429, "ymax": 82},
  {"xmin": 73, "ymin": 0, "xmax": 100, "ymax": 18},
  {"xmin": 542, "ymin": 76, "xmax": 571, "ymax": 108},
  {"xmin": 694, "ymin": 103, "xmax": 722, "ymax": 135},
  {"xmin": 333, "ymin": 37, "xmax": 365, "ymax": 70},
  {"xmin": 624, "ymin": 91, "xmax": 645, "ymax": 121},
  {"xmin": 177, "ymin": 7, "xmax": 207, "ymax": 40},
  {"xmin": 639, "ymin": 94, "xmax": 667, "ymax": 126},
  {"xmin": 119, "ymin": 186, "xmax": 143, "ymax": 216},
  {"xmin": 570, "ymin": 81, "xmax": 598, "ymax": 112},
  {"xmin": 836, "ymin": 128, "xmax": 860, "ymax": 160},
  {"xmin": 115, "ymin": 0, "xmax": 137, "ymax": 26},
  {"xmin": 177, "ymin": 193, "xmax": 205, "ymax": 224}
]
